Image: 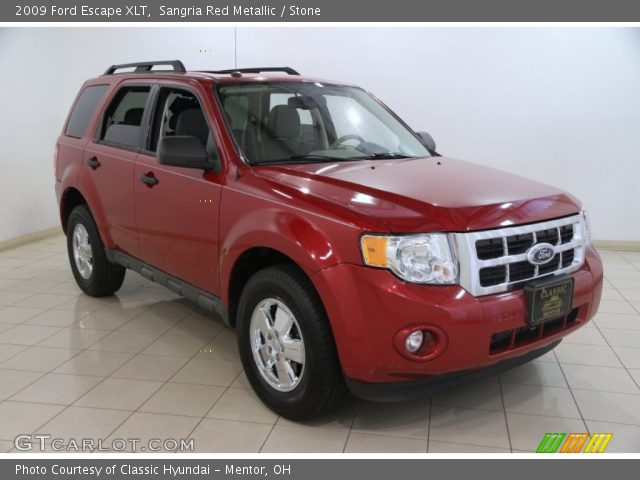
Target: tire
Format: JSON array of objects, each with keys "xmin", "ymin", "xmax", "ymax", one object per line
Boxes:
[
  {"xmin": 237, "ymin": 264, "xmax": 347, "ymax": 420},
  {"xmin": 66, "ymin": 205, "xmax": 125, "ymax": 297}
]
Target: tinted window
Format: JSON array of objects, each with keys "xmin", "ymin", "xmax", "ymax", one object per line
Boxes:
[
  {"xmin": 100, "ymin": 86, "xmax": 150, "ymax": 148},
  {"xmin": 65, "ymin": 85, "xmax": 108, "ymax": 139},
  {"xmin": 224, "ymin": 95, "xmax": 250, "ymax": 131},
  {"xmin": 149, "ymin": 87, "xmax": 218, "ymax": 161}
]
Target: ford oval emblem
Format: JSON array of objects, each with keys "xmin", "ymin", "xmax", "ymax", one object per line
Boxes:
[{"xmin": 527, "ymin": 243, "xmax": 555, "ymax": 265}]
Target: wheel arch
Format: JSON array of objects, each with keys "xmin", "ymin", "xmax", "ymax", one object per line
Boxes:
[
  {"xmin": 60, "ymin": 187, "xmax": 88, "ymax": 234},
  {"xmin": 60, "ymin": 186, "xmax": 114, "ymax": 248},
  {"xmin": 225, "ymin": 245, "xmax": 317, "ymax": 328},
  {"xmin": 220, "ymin": 204, "xmax": 355, "ymax": 324}
]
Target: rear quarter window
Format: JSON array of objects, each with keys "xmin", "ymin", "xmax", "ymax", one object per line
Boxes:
[{"xmin": 65, "ymin": 85, "xmax": 109, "ymax": 139}]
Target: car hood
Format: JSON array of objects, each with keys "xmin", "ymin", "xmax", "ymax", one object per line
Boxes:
[{"xmin": 254, "ymin": 156, "xmax": 581, "ymax": 232}]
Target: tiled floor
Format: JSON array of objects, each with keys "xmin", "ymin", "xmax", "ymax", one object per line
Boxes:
[{"xmin": 0, "ymin": 236, "xmax": 639, "ymax": 453}]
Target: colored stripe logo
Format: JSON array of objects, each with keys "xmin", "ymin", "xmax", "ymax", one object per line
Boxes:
[
  {"xmin": 559, "ymin": 433, "xmax": 589, "ymax": 453},
  {"xmin": 537, "ymin": 433, "xmax": 565, "ymax": 453},
  {"xmin": 584, "ymin": 433, "xmax": 613, "ymax": 453},
  {"xmin": 536, "ymin": 432, "xmax": 612, "ymax": 453}
]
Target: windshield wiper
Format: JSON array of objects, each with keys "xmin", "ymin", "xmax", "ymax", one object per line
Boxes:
[
  {"xmin": 251, "ymin": 152, "xmax": 416, "ymax": 166},
  {"xmin": 347, "ymin": 153, "xmax": 415, "ymax": 160},
  {"xmin": 251, "ymin": 154, "xmax": 347, "ymax": 166}
]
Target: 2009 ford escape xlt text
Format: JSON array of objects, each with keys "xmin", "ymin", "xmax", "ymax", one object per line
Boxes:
[{"xmin": 55, "ymin": 60, "xmax": 603, "ymax": 419}]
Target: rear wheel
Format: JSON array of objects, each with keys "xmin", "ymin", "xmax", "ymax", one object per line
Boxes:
[
  {"xmin": 237, "ymin": 264, "xmax": 346, "ymax": 420},
  {"xmin": 66, "ymin": 205, "xmax": 125, "ymax": 297}
]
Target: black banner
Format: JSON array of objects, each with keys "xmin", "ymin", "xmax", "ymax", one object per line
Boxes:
[
  {"xmin": 5, "ymin": 0, "xmax": 640, "ymax": 22},
  {"xmin": 3, "ymin": 459, "xmax": 639, "ymax": 480}
]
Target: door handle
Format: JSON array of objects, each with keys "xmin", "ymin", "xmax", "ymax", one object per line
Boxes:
[
  {"xmin": 139, "ymin": 172, "xmax": 159, "ymax": 187},
  {"xmin": 86, "ymin": 157, "xmax": 101, "ymax": 170}
]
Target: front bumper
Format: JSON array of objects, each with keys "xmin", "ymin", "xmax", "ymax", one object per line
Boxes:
[
  {"xmin": 311, "ymin": 246, "xmax": 602, "ymax": 395},
  {"xmin": 346, "ymin": 340, "xmax": 560, "ymax": 401}
]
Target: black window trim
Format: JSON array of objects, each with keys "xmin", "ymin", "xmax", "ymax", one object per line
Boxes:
[
  {"xmin": 92, "ymin": 82, "xmax": 155, "ymax": 154},
  {"xmin": 139, "ymin": 82, "xmax": 222, "ymax": 172}
]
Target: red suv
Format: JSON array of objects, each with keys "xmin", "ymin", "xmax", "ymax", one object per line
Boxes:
[{"xmin": 55, "ymin": 60, "xmax": 603, "ymax": 419}]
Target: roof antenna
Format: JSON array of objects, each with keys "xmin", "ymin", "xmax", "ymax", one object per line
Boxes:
[{"xmin": 234, "ymin": 27, "xmax": 238, "ymax": 69}]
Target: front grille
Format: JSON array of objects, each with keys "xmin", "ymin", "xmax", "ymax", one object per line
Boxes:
[
  {"xmin": 507, "ymin": 233, "xmax": 534, "ymax": 255},
  {"xmin": 560, "ymin": 225, "xmax": 574, "ymax": 244},
  {"xmin": 562, "ymin": 249, "xmax": 574, "ymax": 268},
  {"xmin": 479, "ymin": 265, "xmax": 507, "ymax": 286},
  {"xmin": 538, "ymin": 253, "xmax": 561, "ymax": 275},
  {"xmin": 536, "ymin": 228, "xmax": 559, "ymax": 245},
  {"xmin": 509, "ymin": 261, "xmax": 536, "ymax": 282},
  {"xmin": 455, "ymin": 214, "xmax": 587, "ymax": 296},
  {"xmin": 476, "ymin": 238, "xmax": 504, "ymax": 260}
]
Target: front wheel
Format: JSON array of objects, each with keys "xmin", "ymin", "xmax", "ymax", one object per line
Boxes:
[{"xmin": 236, "ymin": 265, "xmax": 346, "ymax": 420}]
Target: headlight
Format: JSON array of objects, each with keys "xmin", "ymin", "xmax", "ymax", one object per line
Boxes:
[
  {"xmin": 581, "ymin": 210, "xmax": 592, "ymax": 246},
  {"xmin": 360, "ymin": 233, "xmax": 458, "ymax": 284}
]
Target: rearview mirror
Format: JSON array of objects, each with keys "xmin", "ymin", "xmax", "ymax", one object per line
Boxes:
[
  {"xmin": 158, "ymin": 136, "xmax": 213, "ymax": 170},
  {"xmin": 416, "ymin": 131, "xmax": 436, "ymax": 152}
]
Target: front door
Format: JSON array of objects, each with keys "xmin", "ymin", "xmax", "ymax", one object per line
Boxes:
[{"xmin": 133, "ymin": 85, "xmax": 224, "ymax": 294}]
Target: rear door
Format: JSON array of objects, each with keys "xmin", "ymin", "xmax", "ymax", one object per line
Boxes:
[
  {"xmin": 133, "ymin": 83, "xmax": 224, "ymax": 294},
  {"xmin": 57, "ymin": 83, "xmax": 109, "ymax": 207},
  {"xmin": 81, "ymin": 82, "xmax": 154, "ymax": 256}
]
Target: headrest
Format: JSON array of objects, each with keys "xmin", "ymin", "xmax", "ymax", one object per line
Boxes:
[
  {"xmin": 168, "ymin": 96, "xmax": 198, "ymax": 129},
  {"xmin": 123, "ymin": 108, "xmax": 143, "ymax": 126},
  {"xmin": 103, "ymin": 124, "xmax": 140, "ymax": 148},
  {"xmin": 175, "ymin": 109, "xmax": 209, "ymax": 146},
  {"xmin": 267, "ymin": 105, "xmax": 301, "ymax": 139}
]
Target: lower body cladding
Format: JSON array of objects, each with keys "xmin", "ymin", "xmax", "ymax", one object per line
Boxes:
[{"xmin": 311, "ymin": 247, "xmax": 603, "ymax": 401}]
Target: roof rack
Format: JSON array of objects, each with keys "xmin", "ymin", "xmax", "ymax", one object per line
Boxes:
[
  {"xmin": 207, "ymin": 67, "xmax": 300, "ymax": 77},
  {"xmin": 104, "ymin": 60, "xmax": 186, "ymax": 75}
]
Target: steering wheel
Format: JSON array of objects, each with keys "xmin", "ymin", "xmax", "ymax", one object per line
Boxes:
[{"xmin": 330, "ymin": 134, "xmax": 365, "ymax": 149}]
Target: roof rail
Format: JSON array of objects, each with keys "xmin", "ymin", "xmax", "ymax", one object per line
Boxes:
[
  {"xmin": 207, "ymin": 67, "xmax": 300, "ymax": 77},
  {"xmin": 104, "ymin": 60, "xmax": 186, "ymax": 75}
]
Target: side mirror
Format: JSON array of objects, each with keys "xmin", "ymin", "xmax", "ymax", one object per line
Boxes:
[
  {"xmin": 416, "ymin": 131, "xmax": 437, "ymax": 152},
  {"xmin": 158, "ymin": 136, "xmax": 213, "ymax": 170}
]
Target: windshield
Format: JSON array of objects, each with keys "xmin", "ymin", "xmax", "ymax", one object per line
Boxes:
[{"xmin": 216, "ymin": 82, "xmax": 431, "ymax": 165}]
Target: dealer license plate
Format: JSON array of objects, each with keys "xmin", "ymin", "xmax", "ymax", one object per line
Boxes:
[{"xmin": 524, "ymin": 275, "xmax": 574, "ymax": 325}]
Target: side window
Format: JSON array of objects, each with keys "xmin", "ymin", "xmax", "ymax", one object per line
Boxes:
[
  {"xmin": 149, "ymin": 87, "xmax": 219, "ymax": 161},
  {"xmin": 65, "ymin": 85, "xmax": 109, "ymax": 139},
  {"xmin": 99, "ymin": 86, "xmax": 150, "ymax": 149},
  {"xmin": 269, "ymin": 93, "xmax": 313, "ymax": 125}
]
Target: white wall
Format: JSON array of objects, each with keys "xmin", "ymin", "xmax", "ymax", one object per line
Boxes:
[
  {"xmin": 1, "ymin": 27, "xmax": 639, "ymax": 243},
  {"xmin": 0, "ymin": 27, "xmax": 235, "ymax": 243}
]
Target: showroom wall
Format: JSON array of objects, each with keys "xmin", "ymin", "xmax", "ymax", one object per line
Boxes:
[
  {"xmin": 0, "ymin": 27, "xmax": 638, "ymax": 244},
  {"xmin": 0, "ymin": 27, "xmax": 235, "ymax": 244}
]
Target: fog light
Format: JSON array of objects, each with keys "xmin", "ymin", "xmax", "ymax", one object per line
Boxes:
[
  {"xmin": 405, "ymin": 331, "xmax": 424, "ymax": 353},
  {"xmin": 394, "ymin": 326, "xmax": 447, "ymax": 361}
]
